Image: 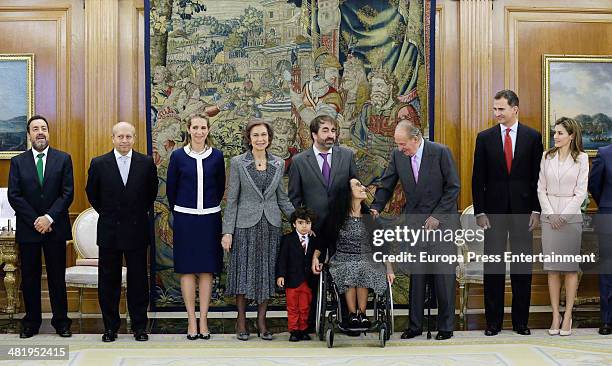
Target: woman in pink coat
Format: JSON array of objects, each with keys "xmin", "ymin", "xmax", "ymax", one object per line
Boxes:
[{"xmin": 537, "ymin": 117, "xmax": 589, "ymax": 337}]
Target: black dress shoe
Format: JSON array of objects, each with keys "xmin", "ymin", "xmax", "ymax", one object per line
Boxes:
[
  {"xmin": 348, "ymin": 312, "xmax": 360, "ymax": 328},
  {"xmin": 289, "ymin": 332, "xmax": 300, "ymax": 342},
  {"xmin": 56, "ymin": 328, "xmax": 72, "ymax": 338},
  {"xmin": 199, "ymin": 332, "xmax": 211, "ymax": 340},
  {"xmin": 599, "ymin": 324, "xmax": 612, "ymax": 335},
  {"xmin": 435, "ymin": 331, "xmax": 453, "ymax": 340},
  {"xmin": 19, "ymin": 328, "xmax": 37, "ymax": 339},
  {"xmin": 484, "ymin": 326, "xmax": 499, "ymax": 336},
  {"xmin": 186, "ymin": 333, "xmax": 199, "ymax": 340},
  {"xmin": 358, "ymin": 312, "xmax": 371, "ymax": 329},
  {"xmin": 300, "ymin": 331, "xmax": 311, "ymax": 341},
  {"xmin": 400, "ymin": 329, "xmax": 423, "ymax": 339},
  {"xmin": 102, "ymin": 330, "xmax": 117, "ymax": 342},
  {"xmin": 134, "ymin": 330, "xmax": 149, "ymax": 341},
  {"xmin": 513, "ymin": 326, "xmax": 531, "ymax": 335}
]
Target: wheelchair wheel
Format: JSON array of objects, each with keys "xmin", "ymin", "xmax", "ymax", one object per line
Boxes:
[
  {"xmin": 316, "ymin": 271, "xmax": 328, "ymax": 341},
  {"xmin": 385, "ymin": 282, "xmax": 394, "ymax": 338},
  {"xmin": 379, "ymin": 324, "xmax": 387, "ymax": 348},
  {"xmin": 326, "ymin": 326, "xmax": 334, "ymax": 348}
]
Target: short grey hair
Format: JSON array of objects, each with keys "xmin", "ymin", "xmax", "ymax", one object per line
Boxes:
[{"xmin": 395, "ymin": 120, "xmax": 422, "ymax": 138}]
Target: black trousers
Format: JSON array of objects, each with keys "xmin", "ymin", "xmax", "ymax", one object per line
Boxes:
[
  {"xmin": 19, "ymin": 240, "xmax": 71, "ymax": 331},
  {"xmin": 599, "ymin": 234, "xmax": 612, "ymax": 324},
  {"xmin": 408, "ymin": 273, "xmax": 456, "ymax": 332},
  {"xmin": 98, "ymin": 246, "xmax": 149, "ymax": 332},
  {"xmin": 483, "ymin": 214, "xmax": 533, "ymax": 329}
]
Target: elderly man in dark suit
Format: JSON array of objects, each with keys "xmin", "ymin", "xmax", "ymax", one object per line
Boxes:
[
  {"xmin": 589, "ymin": 144, "xmax": 612, "ymax": 335},
  {"xmin": 86, "ymin": 122, "xmax": 158, "ymax": 342},
  {"xmin": 472, "ymin": 90, "xmax": 543, "ymax": 336},
  {"xmin": 288, "ymin": 114, "xmax": 356, "ymax": 332},
  {"xmin": 8, "ymin": 115, "xmax": 74, "ymax": 339},
  {"xmin": 371, "ymin": 120, "xmax": 460, "ymax": 340}
]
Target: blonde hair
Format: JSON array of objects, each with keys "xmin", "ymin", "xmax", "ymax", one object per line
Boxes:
[{"xmin": 184, "ymin": 114, "xmax": 211, "ymax": 147}]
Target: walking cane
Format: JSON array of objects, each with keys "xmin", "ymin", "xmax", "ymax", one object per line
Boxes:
[{"xmin": 426, "ymin": 274, "xmax": 432, "ymax": 339}]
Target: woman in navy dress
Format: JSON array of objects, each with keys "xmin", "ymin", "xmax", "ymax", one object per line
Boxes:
[{"xmin": 166, "ymin": 114, "xmax": 225, "ymax": 340}]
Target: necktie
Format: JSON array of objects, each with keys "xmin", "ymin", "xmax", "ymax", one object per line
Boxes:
[
  {"xmin": 119, "ymin": 155, "xmax": 129, "ymax": 185},
  {"xmin": 504, "ymin": 128, "xmax": 513, "ymax": 174},
  {"xmin": 36, "ymin": 153, "xmax": 44, "ymax": 185},
  {"xmin": 411, "ymin": 155, "xmax": 419, "ymax": 183},
  {"xmin": 300, "ymin": 235, "xmax": 307, "ymax": 253},
  {"xmin": 320, "ymin": 152, "xmax": 331, "ymax": 187}
]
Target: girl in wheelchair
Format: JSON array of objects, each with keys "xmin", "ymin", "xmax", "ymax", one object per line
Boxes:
[{"xmin": 312, "ymin": 178, "xmax": 395, "ymax": 329}]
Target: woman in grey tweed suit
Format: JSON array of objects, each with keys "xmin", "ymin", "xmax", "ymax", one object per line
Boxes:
[{"xmin": 222, "ymin": 118, "xmax": 295, "ymax": 341}]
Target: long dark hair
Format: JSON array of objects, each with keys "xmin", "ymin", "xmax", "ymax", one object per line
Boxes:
[{"xmin": 322, "ymin": 180, "xmax": 376, "ymax": 257}]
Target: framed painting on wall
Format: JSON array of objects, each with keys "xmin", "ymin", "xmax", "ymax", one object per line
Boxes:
[
  {"xmin": 543, "ymin": 54, "xmax": 612, "ymax": 156},
  {"xmin": 0, "ymin": 54, "xmax": 34, "ymax": 159}
]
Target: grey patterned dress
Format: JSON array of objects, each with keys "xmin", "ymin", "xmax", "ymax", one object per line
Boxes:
[
  {"xmin": 226, "ymin": 160, "xmax": 281, "ymax": 303},
  {"xmin": 328, "ymin": 217, "xmax": 388, "ymax": 295}
]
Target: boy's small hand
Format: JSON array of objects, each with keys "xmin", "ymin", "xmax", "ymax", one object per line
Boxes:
[{"xmin": 277, "ymin": 277, "xmax": 284, "ymax": 288}]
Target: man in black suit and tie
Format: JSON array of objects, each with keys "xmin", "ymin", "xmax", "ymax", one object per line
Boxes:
[
  {"xmin": 8, "ymin": 115, "xmax": 73, "ymax": 338},
  {"xmin": 472, "ymin": 90, "xmax": 543, "ymax": 336},
  {"xmin": 288, "ymin": 114, "xmax": 357, "ymax": 332},
  {"xmin": 371, "ymin": 120, "xmax": 460, "ymax": 340},
  {"xmin": 86, "ymin": 122, "xmax": 158, "ymax": 342}
]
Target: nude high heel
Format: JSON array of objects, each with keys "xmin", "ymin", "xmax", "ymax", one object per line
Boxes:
[{"xmin": 559, "ymin": 318, "xmax": 572, "ymax": 336}]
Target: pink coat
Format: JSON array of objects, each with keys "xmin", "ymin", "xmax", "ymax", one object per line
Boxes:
[{"xmin": 537, "ymin": 151, "xmax": 589, "ymax": 223}]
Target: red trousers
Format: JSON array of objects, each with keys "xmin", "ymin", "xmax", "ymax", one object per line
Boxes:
[{"xmin": 286, "ymin": 281, "xmax": 312, "ymax": 332}]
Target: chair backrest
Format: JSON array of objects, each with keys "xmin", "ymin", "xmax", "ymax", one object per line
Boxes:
[
  {"xmin": 72, "ymin": 207, "xmax": 99, "ymax": 259},
  {"xmin": 460, "ymin": 205, "xmax": 484, "ymax": 255}
]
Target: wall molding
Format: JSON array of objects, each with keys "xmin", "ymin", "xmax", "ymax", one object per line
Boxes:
[
  {"xmin": 84, "ymin": 0, "xmax": 118, "ymax": 162},
  {"xmin": 505, "ymin": 6, "xmax": 612, "ymax": 92},
  {"xmin": 459, "ymin": 0, "xmax": 493, "ymax": 208}
]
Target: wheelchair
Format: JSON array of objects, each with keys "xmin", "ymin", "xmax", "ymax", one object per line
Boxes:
[{"xmin": 315, "ymin": 264, "xmax": 394, "ymax": 348}]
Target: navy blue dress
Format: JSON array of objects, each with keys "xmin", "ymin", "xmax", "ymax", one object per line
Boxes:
[{"xmin": 166, "ymin": 146, "xmax": 225, "ymax": 274}]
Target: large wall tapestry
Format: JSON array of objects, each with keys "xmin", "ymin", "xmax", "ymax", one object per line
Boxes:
[{"xmin": 148, "ymin": 0, "xmax": 435, "ymax": 309}]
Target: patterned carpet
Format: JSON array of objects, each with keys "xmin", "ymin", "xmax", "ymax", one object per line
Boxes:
[{"xmin": 1, "ymin": 329, "xmax": 612, "ymax": 366}]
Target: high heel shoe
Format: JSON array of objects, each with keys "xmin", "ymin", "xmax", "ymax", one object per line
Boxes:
[
  {"xmin": 255, "ymin": 318, "xmax": 273, "ymax": 340},
  {"xmin": 186, "ymin": 323, "xmax": 200, "ymax": 340},
  {"xmin": 235, "ymin": 321, "xmax": 249, "ymax": 341},
  {"xmin": 548, "ymin": 315, "xmax": 562, "ymax": 336},
  {"xmin": 199, "ymin": 332, "xmax": 211, "ymax": 340},
  {"xmin": 257, "ymin": 329, "xmax": 273, "ymax": 340},
  {"xmin": 560, "ymin": 318, "xmax": 572, "ymax": 336}
]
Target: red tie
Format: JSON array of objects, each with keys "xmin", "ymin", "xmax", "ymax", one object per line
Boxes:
[{"xmin": 504, "ymin": 128, "xmax": 513, "ymax": 174}]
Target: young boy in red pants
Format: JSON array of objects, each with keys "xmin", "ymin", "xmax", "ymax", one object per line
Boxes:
[{"xmin": 276, "ymin": 207, "xmax": 319, "ymax": 342}]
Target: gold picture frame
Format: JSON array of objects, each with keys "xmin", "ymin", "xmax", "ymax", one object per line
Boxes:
[
  {"xmin": 543, "ymin": 54, "xmax": 612, "ymax": 157},
  {"xmin": 0, "ymin": 53, "xmax": 34, "ymax": 159}
]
